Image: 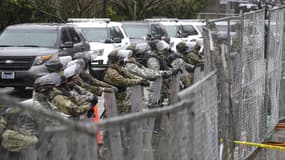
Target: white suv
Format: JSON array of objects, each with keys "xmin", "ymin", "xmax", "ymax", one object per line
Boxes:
[
  {"xmin": 178, "ymin": 20, "xmax": 204, "ymax": 42},
  {"xmin": 68, "ymin": 18, "xmax": 130, "ymax": 78}
]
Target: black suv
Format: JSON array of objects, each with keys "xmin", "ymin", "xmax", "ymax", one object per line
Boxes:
[
  {"xmin": 0, "ymin": 24, "xmax": 90, "ymax": 89},
  {"xmin": 122, "ymin": 21, "xmax": 170, "ymax": 44}
]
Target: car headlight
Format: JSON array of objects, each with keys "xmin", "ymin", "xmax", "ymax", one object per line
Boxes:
[
  {"xmin": 93, "ymin": 49, "xmax": 104, "ymax": 56},
  {"xmin": 33, "ymin": 55, "xmax": 52, "ymax": 65}
]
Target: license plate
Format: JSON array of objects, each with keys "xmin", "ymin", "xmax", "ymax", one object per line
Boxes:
[{"xmin": 1, "ymin": 72, "xmax": 15, "ymax": 79}]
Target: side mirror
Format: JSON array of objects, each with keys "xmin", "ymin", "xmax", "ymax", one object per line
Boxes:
[
  {"xmin": 113, "ymin": 37, "xmax": 122, "ymax": 43},
  {"xmin": 61, "ymin": 41, "xmax": 73, "ymax": 48},
  {"xmin": 146, "ymin": 34, "xmax": 152, "ymax": 40}
]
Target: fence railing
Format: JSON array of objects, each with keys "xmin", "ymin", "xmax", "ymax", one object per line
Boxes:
[{"xmin": 204, "ymin": 7, "xmax": 285, "ymax": 160}]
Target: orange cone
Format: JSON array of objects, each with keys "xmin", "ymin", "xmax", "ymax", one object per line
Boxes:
[{"xmin": 93, "ymin": 104, "xmax": 103, "ymax": 144}]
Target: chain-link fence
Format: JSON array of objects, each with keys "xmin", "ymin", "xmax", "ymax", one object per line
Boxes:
[
  {"xmin": 0, "ymin": 70, "xmax": 219, "ymax": 160},
  {"xmin": 204, "ymin": 7, "xmax": 285, "ymax": 160}
]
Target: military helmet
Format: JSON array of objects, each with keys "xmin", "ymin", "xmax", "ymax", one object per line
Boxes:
[
  {"xmin": 67, "ymin": 59, "xmax": 86, "ymax": 71},
  {"xmin": 118, "ymin": 50, "xmax": 133, "ymax": 60},
  {"xmin": 135, "ymin": 43, "xmax": 151, "ymax": 55},
  {"xmin": 34, "ymin": 73, "xmax": 62, "ymax": 87},
  {"xmin": 73, "ymin": 52, "xmax": 91, "ymax": 63},
  {"xmin": 155, "ymin": 40, "xmax": 170, "ymax": 51},
  {"xmin": 176, "ymin": 42, "xmax": 188, "ymax": 53},
  {"xmin": 126, "ymin": 44, "xmax": 136, "ymax": 52},
  {"xmin": 45, "ymin": 57, "xmax": 63, "ymax": 72},
  {"xmin": 108, "ymin": 50, "xmax": 119, "ymax": 64},
  {"xmin": 63, "ymin": 64, "xmax": 81, "ymax": 79},
  {"xmin": 59, "ymin": 56, "xmax": 72, "ymax": 69}
]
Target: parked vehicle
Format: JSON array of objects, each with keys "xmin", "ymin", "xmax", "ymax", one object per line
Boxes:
[
  {"xmin": 122, "ymin": 21, "xmax": 170, "ymax": 44},
  {"xmin": 68, "ymin": 18, "xmax": 130, "ymax": 79},
  {"xmin": 0, "ymin": 23, "xmax": 90, "ymax": 89}
]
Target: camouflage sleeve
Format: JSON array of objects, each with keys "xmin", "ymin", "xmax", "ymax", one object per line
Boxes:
[
  {"xmin": 121, "ymin": 67, "xmax": 143, "ymax": 80},
  {"xmin": 185, "ymin": 62, "xmax": 195, "ymax": 71},
  {"xmin": 147, "ymin": 57, "xmax": 160, "ymax": 71},
  {"xmin": 73, "ymin": 76, "xmax": 103, "ymax": 96},
  {"xmin": 104, "ymin": 68, "xmax": 141, "ymax": 87},
  {"xmin": 80, "ymin": 72, "xmax": 114, "ymax": 88},
  {"xmin": 125, "ymin": 63, "xmax": 158, "ymax": 80},
  {"xmin": 51, "ymin": 95, "xmax": 90, "ymax": 116},
  {"xmin": 187, "ymin": 52, "xmax": 204, "ymax": 65}
]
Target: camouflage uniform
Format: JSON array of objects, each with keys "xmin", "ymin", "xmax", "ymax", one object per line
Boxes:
[
  {"xmin": 0, "ymin": 105, "xmax": 38, "ymax": 152},
  {"xmin": 104, "ymin": 63, "xmax": 142, "ymax": 114},
  {"xmin": 186, "ymin": 49, "xmax": 205, "ymax": 65},
  {"xmin": 171, "ymin": 51, "xmax": 195, "ymax": 88}
]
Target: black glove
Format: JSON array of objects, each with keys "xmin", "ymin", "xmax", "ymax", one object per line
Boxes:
[
  {"xmin": 140, "ymin": 80, "xmax": 150, "ymax": 87},
  {"xmin": 195, "ymin": 63, "xmax": 204, "ymax": 71},
  {"xmin": 172, "ymin": 69, "xmax": 183, "ymax": 75}
]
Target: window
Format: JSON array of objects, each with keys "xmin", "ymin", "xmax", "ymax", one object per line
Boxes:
[
  {"xmin": 81, "ymin": 27, "xmax": 108, "ymax": 42},
  {"xmin": 110, "ymin": 26, "xmax": 124, "ymax": 39},
  {"xmin": 122, "ymin": 24, "xmax": 148, "ymax": 39},
  {"xmin": 0, "ymin": 29, "xmax": 57, "ymax": 48},
  {"xmin": 61, "ymin": 28, "xmax": 72, "ymax": 43},
  {"xmin": 151, "ymin": 24, "xmax": 163, "ymax": 37},
  {"xmin": 182, "ymin": 25, "xmax": 199, "ymax": 35},
  {"xmin": 69, "ymin": 28, "xmax": 81, "ymax": 43}
]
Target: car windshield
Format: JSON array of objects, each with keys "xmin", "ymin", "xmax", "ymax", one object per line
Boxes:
[
  {"xmin": 81, "ymin": 27, "xmax": 108, "ymax": 42},
  {"xmin": 194, "ymin": 25, "xmax": 204, "ymax": 33},
  {"xmin": 164, "ymin": 25, "xmax": 177, "ymax": 37},
  {"xmin": 122, "ymin": 24, "xmax": 148, "ymax": 39},
  {"xmin": 0, "ymin": 29, "xmax": 57, "ymax": 48},
  {"xmin": 182, "ymin": 25, "xmax": 199, "ymax": 35}
]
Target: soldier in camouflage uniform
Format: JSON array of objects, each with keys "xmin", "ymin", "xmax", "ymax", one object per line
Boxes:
[
  {"xmin": 185, "ymin": 42, "xmax": 205, "ymax": 66},
  {"xmin": 0, "ymin": 104, "xmax": 38, "ymax": 153},
  {"xmin": 104, "ymin": 50, "xmax": 148, "ymax": 114},
  {"xmin": 125, "ymin": 43, "xmax": 177, "ymax": 108},
  {"xmin": 66, "ymin": 59, "xmax": 114, "ymax": 96},
  {"xmin": 174, "ymin": 42, "xmax": 197, "ymax": 87}
]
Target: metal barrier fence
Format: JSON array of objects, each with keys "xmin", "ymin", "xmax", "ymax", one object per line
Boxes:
[
  {"xmin": 204, "ymin": 7, "xmax": 285, "ymax": 160},
  {"xmin": 0, "ymin": 71, "xmax": 219, "ymax": 160}
]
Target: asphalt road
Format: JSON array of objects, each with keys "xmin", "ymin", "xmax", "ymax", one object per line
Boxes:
[{"xmin": 0, "ymin": 87, "xmax": 33, "ymax": 102}]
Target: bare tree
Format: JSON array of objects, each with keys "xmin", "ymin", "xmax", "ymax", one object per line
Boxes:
[
  {"xmin": 110, "ymin": 0, "xmax": 160, "ymax": 20},
  {"xmin": 28, "ymin": 0, "xmax": 101, "ymax": 22}
]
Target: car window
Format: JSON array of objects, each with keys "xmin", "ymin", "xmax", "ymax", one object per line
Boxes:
[
  {"xmin": 182, "ymin": 25, "xmax": 199, "ymax": 35},
  {"xmin": 61, "ymin": 28, "xmax": 72, "ymax": 43},
  {"xmin": 81, "ymin": 27, "xmax": 108, "ymax": 42},
  {"xmin": 0, "ymin": 29, "xmax": 57, "ymax": 48},
  {"xmin": 151, "ymin": 24, "xmax": 163, "ymax": 36},
  {"xmin": 69, "ymin": 28, "xmax": 81, "ymax": 44},
  {"xmin": 164, "ymin": 25, "xmax": 177, "ymax": 37},
  {"xmin": 110, "ymin": 26, "xmax": 124, "ymax": 39},
  {"xmin": 122, "ymin": 24, "xmax": 148, "ymax": 39}
]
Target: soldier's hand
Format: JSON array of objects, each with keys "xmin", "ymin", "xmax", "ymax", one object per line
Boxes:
[
  {"xmin": 103, "ymin": 88, "xmax": 113, "ymax": 93},
  {"xmin": 140, "ymin": 80, "xmax": 150, "ymax": 87}
]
